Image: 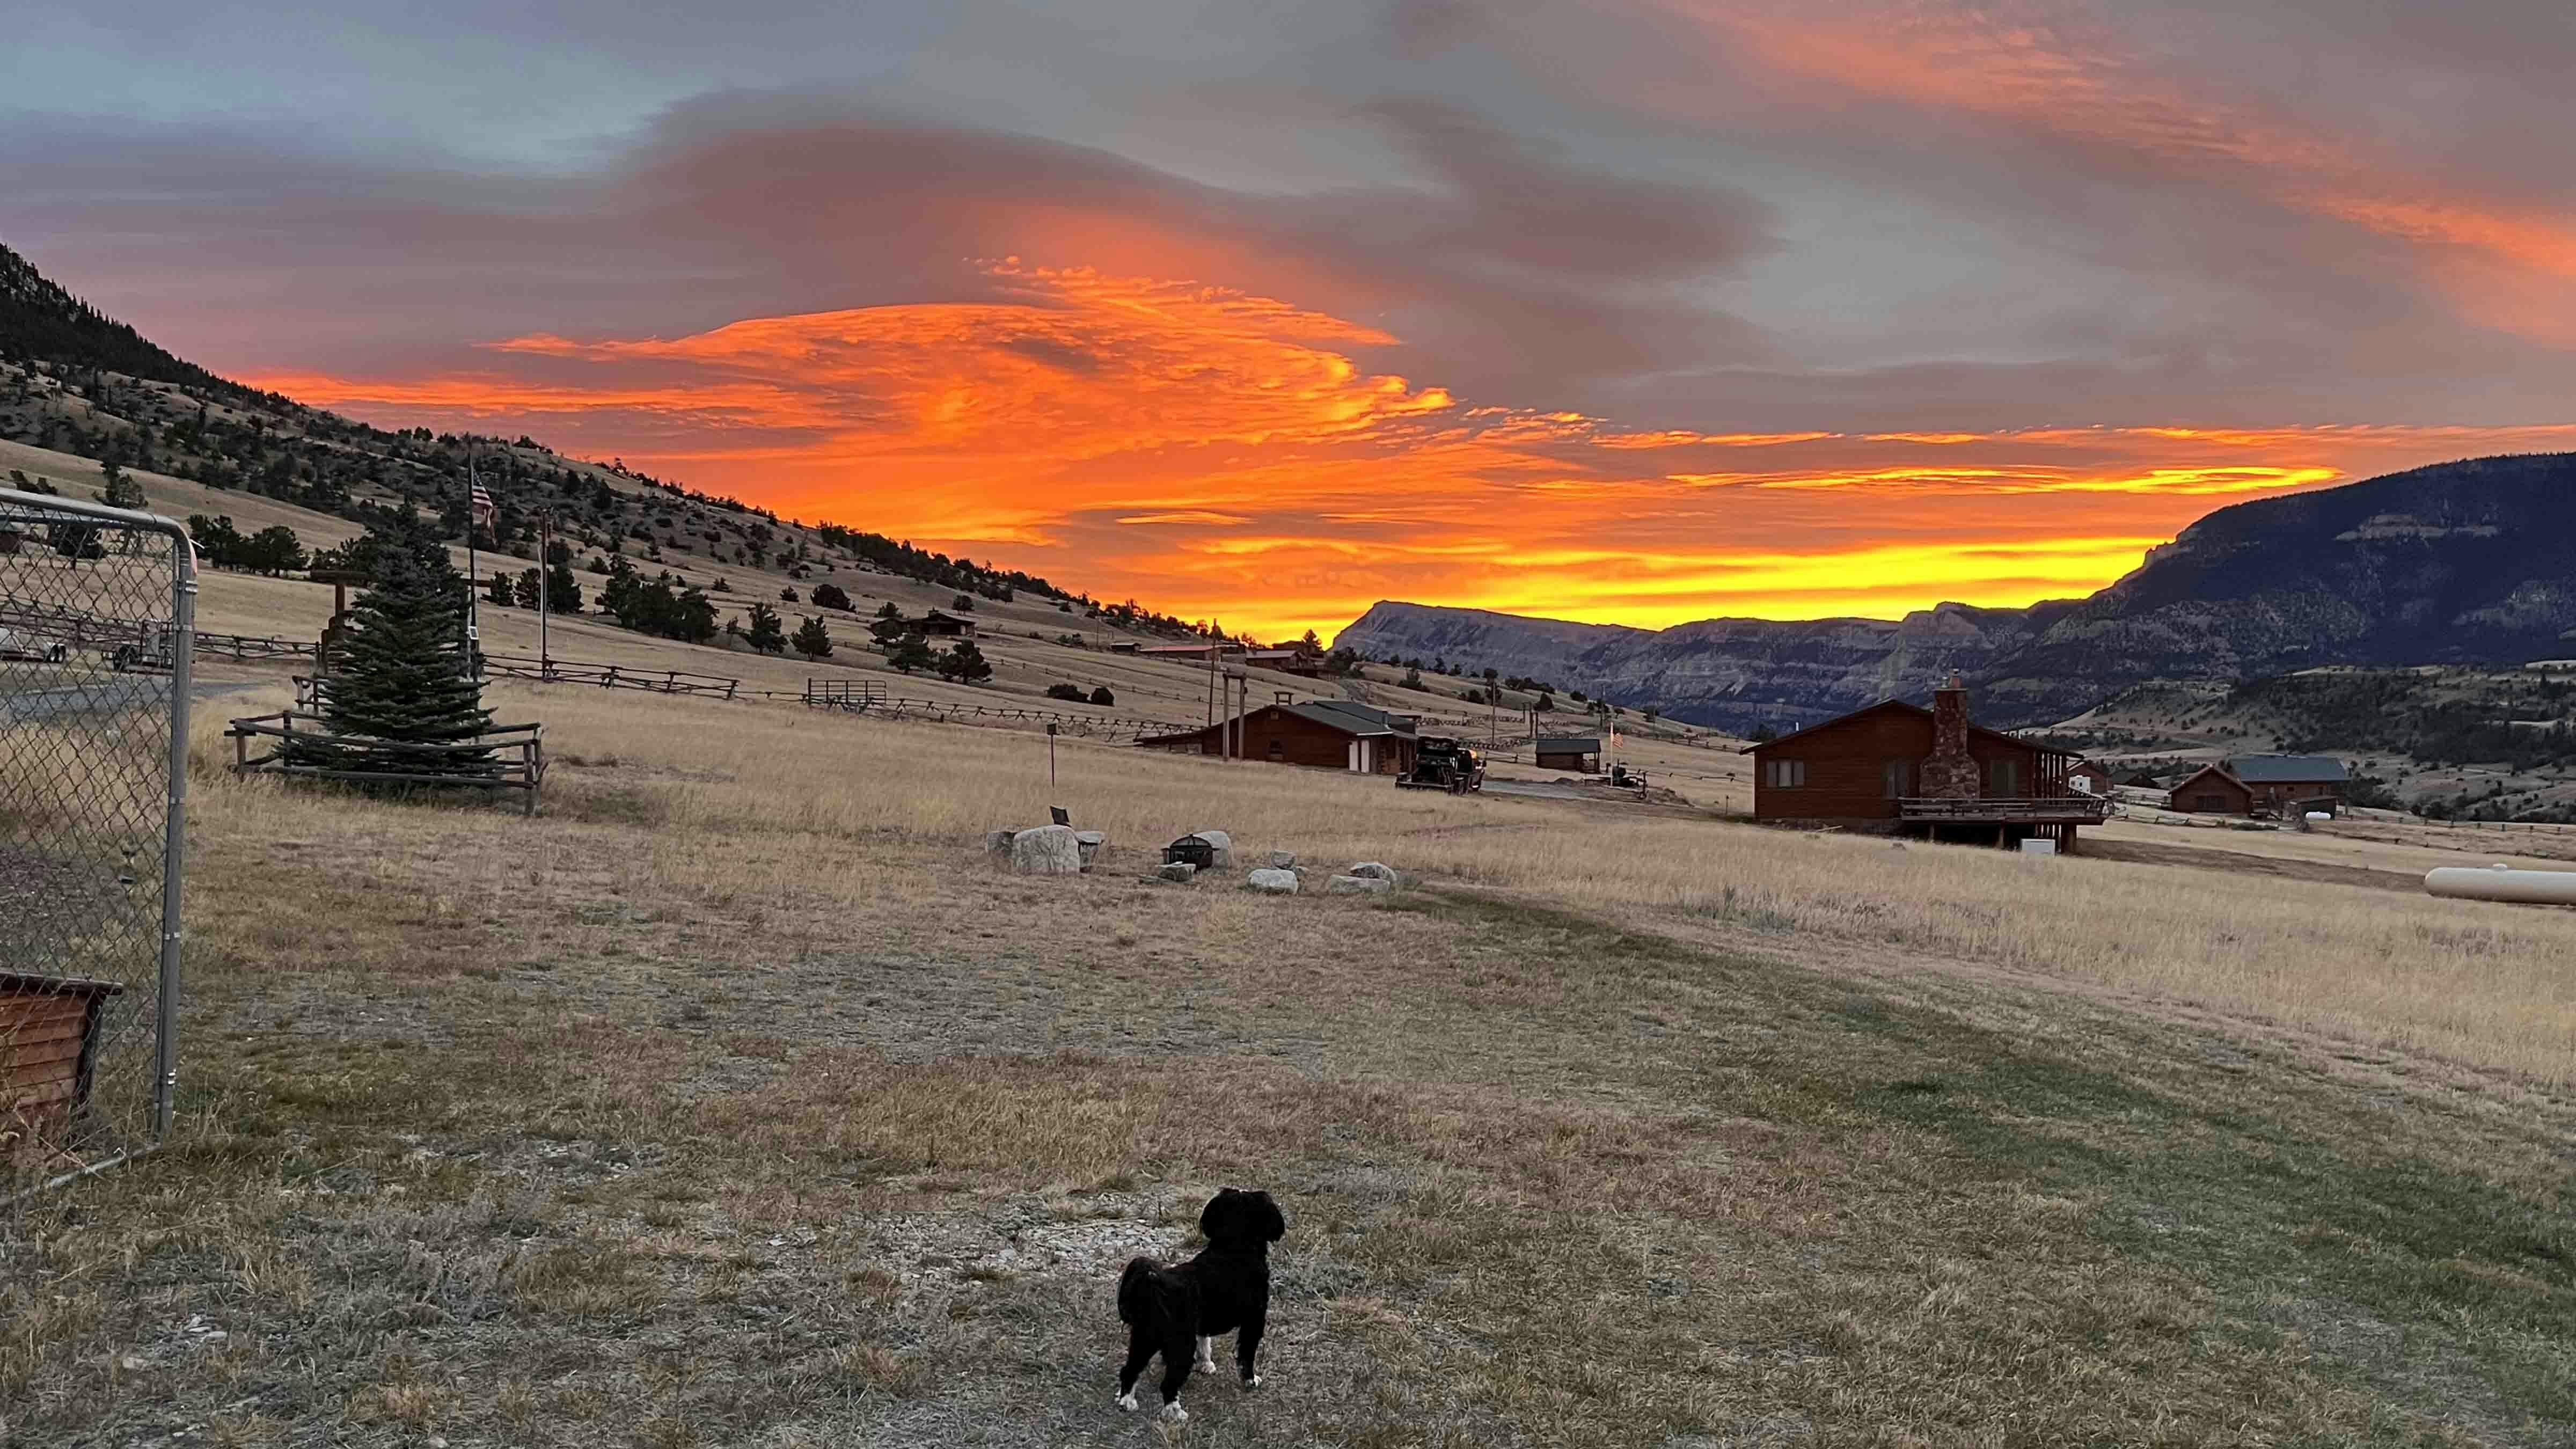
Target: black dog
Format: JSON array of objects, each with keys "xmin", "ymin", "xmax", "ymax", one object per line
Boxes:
[{"xmin": 1114, "ymin": 1188, "xmax": 1285, "ymax": 1421}]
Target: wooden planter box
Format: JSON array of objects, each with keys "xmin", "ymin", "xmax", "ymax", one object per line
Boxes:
[{"xmin": 2, "ymin": 972, "xmax": 124, "ymax": 1168}]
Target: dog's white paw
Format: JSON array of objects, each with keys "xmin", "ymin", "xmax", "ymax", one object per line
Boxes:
[
  {"xmin": 1114, "ymin": 1391, "xmax": 1138, "ymax": 1413},
  {"xmin": 1242, "ymin": 1374, "xmax": 1263, "ymax": 1391},
  {"xmin": 1160, "ymin": 1402, "xmax": 1189, "ymax": 1423}
]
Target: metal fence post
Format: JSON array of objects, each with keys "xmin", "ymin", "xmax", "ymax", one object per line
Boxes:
[{"xmin": 154, "ymin": 537, "xmax": 196, "ymax": 1138}]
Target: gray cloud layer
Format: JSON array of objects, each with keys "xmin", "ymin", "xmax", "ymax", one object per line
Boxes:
[{"xmin": 5, "ymin": 0, "xmax": 2572, "ymax": 430}]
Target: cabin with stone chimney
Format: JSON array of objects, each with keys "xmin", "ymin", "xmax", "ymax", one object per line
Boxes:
[{"xmin": 1740, "ymin": 677, "xmax": 2110, "ymax": 851}]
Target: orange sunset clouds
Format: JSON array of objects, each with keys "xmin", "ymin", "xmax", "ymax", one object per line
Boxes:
[
  {"xmin": 12, "ymin": 1, "xmax": 2573, "ymax": 640},
  {"xmin": 251, "ymin": 263, "xmax": 2576, "ymax": 640}
]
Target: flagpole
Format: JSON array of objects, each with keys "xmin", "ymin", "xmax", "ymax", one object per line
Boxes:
[{"xmin": 465, "ymin": 447, "xmax": 481, "ymax": 677}]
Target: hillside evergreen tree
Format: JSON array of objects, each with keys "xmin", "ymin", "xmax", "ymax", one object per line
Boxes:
[
  {"xmin": 745, "ymin": 602, "xmax": 787, "ymax": 654},
  {"xmin": 486, "ymin": 572, "xmax": 516, "ymax": 607},
  {"xmin": 791, "ymin": 614, "xmax": 833, "ymax": 659},
  {"xmin": 887, "ymin": 633, "xmax": 934, "ymax": 674},
  {"xmin": 936, "ymin": 640, "xmax": 993, "ymax": 684},
  {"xmin": 315, "ymin": 543, "xmax": 491, "ymax": 772},
  {"xmin": 96, "ymin": 460, "xmax": 144, "ymax": 509}
]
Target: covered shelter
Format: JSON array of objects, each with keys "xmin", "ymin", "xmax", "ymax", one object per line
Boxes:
[
  {"xmin": 1739, "ymin": 676, "xmax": 2107, "ymax": 850},
  {"xmin": 1136, "ymin": 697, "xmax": 1419, "ymax": 774},
  {"xmin": 916, "ymin": 609, "xmax": 977, "ymax": 638},
  {"xmin": 1536, "ymin": 736, "xmax": 1602, "ymax": 773}
]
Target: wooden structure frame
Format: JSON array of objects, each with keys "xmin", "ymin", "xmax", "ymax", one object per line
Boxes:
[
  {"xmin": 226, "ymin": 710, "xmax": 546, "ymax": 815},
  {"xmin": 2, "ymin": 974, "xmax": 125, "ymax": 1169}
]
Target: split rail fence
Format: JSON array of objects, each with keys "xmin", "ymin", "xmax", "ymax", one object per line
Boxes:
[
  {"xmin": 481, "ymin": 653, "xmax": 740, "ymax": 698},
  {"xmin": 800, "ymin": 679, "xmax": 1162, "ymax": 742}
]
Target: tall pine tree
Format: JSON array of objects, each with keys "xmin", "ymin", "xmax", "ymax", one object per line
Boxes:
[{"xmin": 313, "ymin": 539, "xmax": 493, "ymax": 773}]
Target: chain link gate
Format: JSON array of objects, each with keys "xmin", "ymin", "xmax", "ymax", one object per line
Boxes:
[{"xmin": 1, "ymin": 487, "xmax": 194, "ymax": 1202}]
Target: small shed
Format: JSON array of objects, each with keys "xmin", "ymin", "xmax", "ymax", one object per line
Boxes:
[
  {"xmin": 1136, "ymin": 698, "xmax": 1418, "ymax": 774},
  {"xmin": 1536, "ymin": 736, "xmax": 1602, "ymax": 773},
  {"xmin": 2169, "ymin": 764, "xmax": 2254, "ymax": 815},
  {"xmin": 2067, "ymin": 759, "xmax": 2114, "ymax": 794},
  {"xmin": 2, "ymin": 972, "xmax": 125, "ymax": 1167}
]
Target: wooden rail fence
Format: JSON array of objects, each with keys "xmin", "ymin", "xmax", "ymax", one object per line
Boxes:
[
  {"xmin": 226, "ymin": 710, "xmax": 546, "ymax": 815},
  {"xmin": 1, "ymin": 597, "xmax": 314, "ymax": 669},
  {"xmin": 480, "ymin": 653, "xmax": 740, "ymax": 698},
  {"xmin": 800, "ymin": 679, "xmax": 1160, "ymax": 741}
]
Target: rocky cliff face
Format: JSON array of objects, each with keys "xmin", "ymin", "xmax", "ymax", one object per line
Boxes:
[
  {"xmin": 1336, "ymin": 453, "xmax": 2576, "ymax": 731},
  {"xmin": 1336, "ymin": 598, "xmax": 2059, "ymax": 733}
]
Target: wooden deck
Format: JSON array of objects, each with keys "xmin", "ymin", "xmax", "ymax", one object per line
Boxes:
[{"xmin": 1898, "ymin": 795, "xmax": 2114, "ymax": 825}]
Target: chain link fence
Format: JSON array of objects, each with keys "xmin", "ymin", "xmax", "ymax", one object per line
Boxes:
[{"xmin": 1, "ymin": 488, "xmax": 194, "ymax": 1203}]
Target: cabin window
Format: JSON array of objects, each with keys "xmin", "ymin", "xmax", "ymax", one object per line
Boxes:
[
  {"xmin": 2194, "ymin": 793, "xmax": 2226, "ymax": 811},
  {"xmin": 1988, "ymin": 758, "xmax": 2020, "ymax": 795},
  {"xmin": 1882, "ymin": 759, "xmax": 1911, "ymax": 798},
  {"xmin": 1764, "ymin": 758, "xmax": 1806, "ymax": 788}
]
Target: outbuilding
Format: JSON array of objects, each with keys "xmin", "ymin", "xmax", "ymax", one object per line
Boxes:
[
  {"xmin": 1136, "ymin": 698, "xmax": 1419, "ymax": 774},
  {"xmin": 2223, "ymin": 755, "xmax": 2349, "ymax": 814},
  {"xmin": 2169, "ymin": 764, "xmax": 2254, "ymax": 815},
  {"xmin": 2067, "ymin": 759, "xmax": 2115, "ymax": 795},
  {"xmin": 1535, "ymin": 736, "xmax": 1602, "ymax": 773},
  {"xmin": 916, "ymin": 609, "xmax": 977, "ymax": 638}
]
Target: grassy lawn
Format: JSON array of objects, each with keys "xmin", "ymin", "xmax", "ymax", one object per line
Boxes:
[{"xmin": 5, "ymin": 691, "xmax": 2572, "ymax": 1446}]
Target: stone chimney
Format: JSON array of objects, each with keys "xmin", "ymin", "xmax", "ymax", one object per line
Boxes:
[{"xmin": 1921, "ymin": 672, "xmax": 1982, "ymax": 799}]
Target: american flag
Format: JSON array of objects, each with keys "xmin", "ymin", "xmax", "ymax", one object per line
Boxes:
[{"xmin": 470, "ymin": 480, "xmax": 496, "ymax": 528}]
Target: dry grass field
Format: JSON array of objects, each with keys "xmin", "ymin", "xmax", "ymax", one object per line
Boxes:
[{"xmin": 6, "ymin": 678, "xmax": 2575, "ymax": 1447}]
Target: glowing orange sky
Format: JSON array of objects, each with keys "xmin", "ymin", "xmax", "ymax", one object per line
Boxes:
[
  {"xmin": 248, "ymin": 264, "xmax": 2576, "ymax": 642},
  {"xmin": 17, "ymin": 2, "xmax": 2576, "ymax": 643}
]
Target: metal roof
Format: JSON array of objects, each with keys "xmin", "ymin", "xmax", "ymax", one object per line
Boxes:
[
  {"xmin": 1739, "ymin": 697, "xmax": 2080, "ymax": 758},
  {"xmin": 1135, "ymin": 698, "xmax": 1416, "ymax": 747},
  {"xmin": 2222, "ymin": 755, "xmax": 2349, "ymax": 783},
  {"xmin": 1290, "ymin": 699, "xmax": 1416, "ymax": 736},
  {"xmin": 1536, "ymin": 737, "xmax": 1602, "ymax": 752}
]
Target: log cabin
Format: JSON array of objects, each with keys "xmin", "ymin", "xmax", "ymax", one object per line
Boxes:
[{"xmin": 1741, "ymin": 676, "xmax": 2107, "ymax": 850}]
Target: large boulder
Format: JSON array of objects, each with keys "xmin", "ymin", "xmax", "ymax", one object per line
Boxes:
[
  {"xmin": 1190, "ymin": 830, "xmax": 1234, "ymax": 869},
  {"xmin": 1008, "ymin": 824, "xmax": 1084, "ymax": 876},
  {"xmin": 1267, "ymin": 850, "xmax": 1298, "ymax": 869},
  {"xmin": 1245, "ymin": 868, "xmax": 1300, "ymax": 895},
  {"xmin": 1156, "ymin": 861, "xmax": 1198, "ymax": 883},
  {"xmin": 1327, "ymin": 874, "xmax": 1393, "ymax": 896}
]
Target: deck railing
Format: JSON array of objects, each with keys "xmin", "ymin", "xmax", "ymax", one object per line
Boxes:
[{"xmin": 1898, "ymin": 794, "xmax": 2114, "ymax": 823}]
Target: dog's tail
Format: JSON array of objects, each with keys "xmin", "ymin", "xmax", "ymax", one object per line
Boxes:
[{"xmin": 1117, "ymin": 1257, "xmax": 1157, "ymax": 1326}]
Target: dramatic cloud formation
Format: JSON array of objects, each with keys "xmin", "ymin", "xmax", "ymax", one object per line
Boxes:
[{"xmin": 6, "ymin": 1, "xmax": 2573, "ymax": 638}]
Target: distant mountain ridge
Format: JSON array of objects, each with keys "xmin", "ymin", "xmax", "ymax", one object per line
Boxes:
[{"xmin": 1336, "ymin": 453, "xmax": 2576, "ymax": 731}]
